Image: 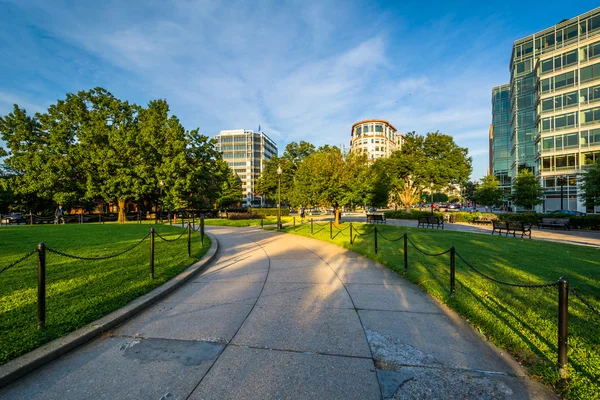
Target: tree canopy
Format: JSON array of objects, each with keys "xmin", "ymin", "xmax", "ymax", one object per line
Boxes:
[
  {"xmin": 472, "ymin": 175, "xmax": 504, "ymax": 207},
  {"xmin": 0, "ymin": 88, "xmax": 235, "ymax": 219},
  {"xmin": 579, "ymin": 161, "xmax": 600, "ymax": 209},
  {"xmin": 511, "ymin": 169, "xmax": 544, "ymax": 210}
]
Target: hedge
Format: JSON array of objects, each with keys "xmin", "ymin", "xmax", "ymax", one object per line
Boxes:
[
  {"xmin": 227, "ymin": 212, "xmax": 263, "ymax": 220},
  {"xmin": 384, "ymin": 210, "xmax": 600, "ymax": 230},
  {"xmin": 249, "ymin": 208, "xmax": 290, "ymax": 217}
]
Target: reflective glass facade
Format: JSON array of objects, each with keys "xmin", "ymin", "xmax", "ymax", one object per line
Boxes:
[
  {"xmin": 505, "ymin": 7, "xmax": 600, "ymax": 213},
  {"xmin": 491, "ymin": 84, "xmax": 512, "ymax": 201}
]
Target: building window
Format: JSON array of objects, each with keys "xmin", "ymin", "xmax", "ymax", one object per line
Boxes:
[
  {"xmin": 581, "ymin": 106, "xmax": 600, "ymax": 126},
  {"xmin": 375, "ymin": 124, "xmax": 383, "ymax": 132},
  {"xmin": 364, "ymin": 125, "xmax": 369, "ymax": 133}
]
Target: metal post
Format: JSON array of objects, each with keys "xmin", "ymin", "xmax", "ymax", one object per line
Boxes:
[
  {"xmin": 311, "ymin": 218, "xmax": 313, "ymax": 235},
  {"xmin": 293, "ymin": 216, "xmax": 296, "ymax": 229},
  {"xmin": 80, "ymin": 213, "xmax": 83, "ymax": 224},
  {"xmin": 350, "ymin": 223, "xmax": 353, "ymax": 245},
  {"xmin": 169, "ymin": 212, "xmax": 172, "ymax": 226},
  {"xmin": 150, "ymin": 228, "xmax": 155, "ymax": 279},
  {"xmin": 277, "ymin": 172, "xmax": 282, "ymax": 230},
  {"xmin": 200, "ymin": 215, "xmax": 205, "ymax": 246},
  {"xmin": 187, "ymin": 222, "xmax": 191, "ymax": 257},
  {"xmin": 403, "ymin": 233, "xmax": 408, "ymax": 272},
  {"xmin": 261, "ymin": 217, "xmax": 264, "ymax": 229},
  {"xmin": 449, "ymin": 246, "xmax": 456, "ymax": 297},
  {"xmin": 37, "ymin": 242, "xmax": 46, "ymax": 330},
  {"xmin": 329, "ymin": 221, "xmax": 332, "ymax": 239},
  {"xmin": 374, "ymin": 226, "xmax": 378, "ymax": 254},
  {"xmin": 30, "ymin": 213, "xmax": 33, "ymax": 225},
  {"xmin": 558, "ymin": 277, "xmax": 569, "ymax": 379},
  {"xmin": 193, "ymin": 214, "xmax": 195, "ymax": 230},
  {"xmin": 182, "ymin": 212, "xmax": 185, "ymax": 227}
]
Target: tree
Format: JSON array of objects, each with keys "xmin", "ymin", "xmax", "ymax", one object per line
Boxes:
[
  {"xmin": 384, "ymin": 131, "xmax": 472, "ymax": 212},
  {"xmin": 511, "ymin": 169, "xmax": 544, "ymax": 211},
  {"xmin": 256, "ymin": 141, "xmax": 315, "ymax": 206},
  {"xmin": 472, "ymin": 175, "xmax": 504, "ymax": 207},
  {"xmin": 579, "ymin": 161, "xmax": 600, "ymax": 209},
  {"xmin": 216, "ymin": 163, "xmax": 242, "ymax": 208}
]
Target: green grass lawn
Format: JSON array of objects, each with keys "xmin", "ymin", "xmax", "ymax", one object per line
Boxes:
[
  {"xmin": 203, "ymin": 216, "xmax": 296, "ymax": 227},
  {"xmin": 0, "ymin": 224, "xmax": 210, "ymax": 365},
  {"xmin": 281, "ymin": 222, "xmax": 600, "ymax": 399}
]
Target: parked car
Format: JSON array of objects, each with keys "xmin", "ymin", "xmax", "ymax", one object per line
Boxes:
[
  {"xmin": 447, "ymin": 203, "xmax": 461, "ymax": 210},
  {"xmin": 545, "ymin": 209, "xmax": 586, "ymax": 216}
]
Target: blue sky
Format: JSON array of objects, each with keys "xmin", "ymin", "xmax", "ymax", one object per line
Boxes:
[{"xmin": 1, "ymin": 0, "xmax": 599, "ymax": 180}]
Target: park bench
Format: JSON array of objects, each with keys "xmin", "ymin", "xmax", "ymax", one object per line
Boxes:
[
  {"xmin": 506, "ymin": 221, "xmax": 532, "ymax": 238},
  {"xmin": 473, "ymin": 215, "xmax": 496, "ymax": 224},
  {"xmin": 417, "ymin": 216, "xmax": 444, "ymax": 229},
  {"xmin": 538, "ymin": 218, "xmax": 570, "ymax": 230},
  {"xmin": 491, "ymin": 220, "xmax": 507, "ymax": 235},
  {"xmin": 366, "ymin": 213, "xmax": 386, "ymax": 224}
]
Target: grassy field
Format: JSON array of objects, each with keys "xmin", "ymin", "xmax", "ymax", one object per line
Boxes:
[
  {"xmin": 280, "ymin": 222, "xmax": 600, "ymax": 399},
  {"xmin": 0, "ymin": 224, "xmax": 210, "ymax": 365},
  {"xmin": 203, "ymin": 216, "xmax": 296, "ymax": 227}
]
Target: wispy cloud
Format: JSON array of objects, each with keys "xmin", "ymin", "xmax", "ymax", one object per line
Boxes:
[{"xmin": 2, "ymin": 0, "xmax": 562, "ymax": 179}]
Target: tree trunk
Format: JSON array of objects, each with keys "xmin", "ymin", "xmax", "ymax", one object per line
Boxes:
[
  {"xmin": 118, "ymin": 199, "xmax": 126, "ymax": 223},
  {"xmin": 334, "ymin": 207, "xmax": 341, "ymax": 225}
]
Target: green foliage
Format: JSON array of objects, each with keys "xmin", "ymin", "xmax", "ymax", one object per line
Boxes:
[
  {"xmin": 578, "ymin": 162, "xmax": 600, "ymax": 209},
  {"xmin": 249, "ymin": 208, "xmax": 290, "ymax": 216},
  {"xmin": 511, "ymin": 170, "xmax": 544, "ymax": 210},
  {"xmin": 226, "ymin": 212, "xmax": 262, "ymax": 220},
  {"xmin": 497, "ymin": 212, "xmax": 540, "ymax": 226},
  {"xmin": 472, "ymin": 175, "xmax": 504, "ymax": 207},
  {"xmin": 0, "ymin": 224, "xmax": 211, "ymax": 364},
  {"xmin": 0, "ymin": 88, "xmax": 229, "ymax": 217},
  {"xmin": 569, "ymin": 215, "xmax": 600, "ymax": 230},
  {"xmin": 432, "ymin": 193, "xmax": 448, "ymax": 202},
  {"xmin": 383, "ymin": 131, "xmax": 472, "ymax": 210},
  {"xmin": 216, "ymin": 168, "xmax": 242, "ymax": 209},
  {"xmin": 283, "ymin": 223, "xmax": 600, "ymax": 399}
]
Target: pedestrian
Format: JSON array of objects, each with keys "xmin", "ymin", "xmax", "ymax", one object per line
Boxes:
[
  {"xmin": 485, "ymin": 205, "xmax": 489, "ymax": 213},
  {"xmin": 300, "ymin": 206, "xmax": 305, "ymax": 221},
  {"xmin": 55, "ymin": 205, "xmax": 64, "ymax": 224}
]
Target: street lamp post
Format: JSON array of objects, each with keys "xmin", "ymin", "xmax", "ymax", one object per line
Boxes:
[
  {"xmin": 277, "ymin": 165, "xmax": 282, "ymax": 230},
  {"xmin": 557, "ymin": 176, "xmax": 567, "ymax": 210},
  {"xmin": 158, "ymin": 180, "xmax": 164, "ymax": 223},
  {"xmin": 430, "ymin": 183, "xmax": 435, "ymax": 216}
]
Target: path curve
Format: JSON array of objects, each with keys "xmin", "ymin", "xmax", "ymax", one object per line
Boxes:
[{"xmin": 0, "ymin": 227, "xmax": 557, "ymax": 400}]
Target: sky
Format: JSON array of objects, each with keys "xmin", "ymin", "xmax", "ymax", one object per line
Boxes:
[{"xmin": 1, "ymin": 0, "xmax": 599, "ymax": 180}]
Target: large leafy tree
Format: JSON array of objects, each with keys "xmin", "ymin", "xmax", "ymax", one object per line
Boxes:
[
  {"xmin": 256, "ymin": 141, "xmax": 315, "ymax": 206},
  {"xmin": 472, "ymin": 175, "xmax": 504, "ymax": 207},
  {"xmin": 216, "ymin": 162, "xmax": 242, "ymax": 208},
  {"xmin": 511, "ymin": 169, "xmax": 544, "ymax": 211},
  {"xmin": 385, "ymin": 131, "xmax": 472, "ymax": 211},
  {"xmin": 579, "ymin": 161, "xmax": 600, "ymax": 209}
]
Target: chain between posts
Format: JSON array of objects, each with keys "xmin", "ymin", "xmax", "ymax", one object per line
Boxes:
[
  {"xmin": 154, "ymin": 229, "xmax": 187, "ymax": 242},
  {"xmin": 406, "ymin": 236, "xmax": 451, "ymax": 257},
  {"xmin": 569, "ymin": 287, "xmax": 600, "ymax": 318},
  {"xmin": 0, "ymin": 249, "xmax": 37, "ymax": 276},
  {"xmin": 47, "ymin": 232, "xmax": 151, "ymax": 260}
]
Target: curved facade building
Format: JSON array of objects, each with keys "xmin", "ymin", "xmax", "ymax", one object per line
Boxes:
[{"xmin": 350, "ymin": 120, "xmax": 404, "ymax": 160}]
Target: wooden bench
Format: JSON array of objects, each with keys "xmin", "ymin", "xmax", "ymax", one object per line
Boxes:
[
  {"xmin": 491, "ymin": 220, "xmax": 507, "ymax": 235},
  {"xmin": 538, "ymin": 218, "xmax": 570, "ymax": 230},
  {"xmin": 366, "ymin": 214, "xmax": 386, "ymax": 224},
  {"xmin": 417, "ymin": 216, "xmax": 444, "ymax": 229},
  {"xmin": 474, "ymin": 215, "xmax": 496, "ymax": 224},
  {"xmin": 506, "ymin": 221, "xmax": 532, "ymax": 238}
]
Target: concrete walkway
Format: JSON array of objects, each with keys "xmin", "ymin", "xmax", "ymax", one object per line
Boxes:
[{"xmin": 0, "ymin": 227, "xmax": 556, "ymax": 399}]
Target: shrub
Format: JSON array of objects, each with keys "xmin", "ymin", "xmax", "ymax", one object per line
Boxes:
[
  {"xmin": 224, "ymin": 208, "xmax": 249, "ymax": 213},
  {"xmin": 249, "ymin": 208, "xmax": 290, "ymax": 217},
  {"xmin": 384, "ymin": 210, "xmax": 444, "ymax": 220},
  {"xmin": 498, "ymin": 212, "xmax": 540, "ymax": 226},
  {"xmin": 569, "ymin": 215, "xmax": 600, "ymax": 230},
  {"xmin": 227, "ymin": 212, "xmax": 263, "ymax": 220}
]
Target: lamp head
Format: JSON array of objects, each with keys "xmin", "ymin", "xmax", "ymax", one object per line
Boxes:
[{"xmin": 277, "ymin": 166, "xmax": 282, "ymax": 175}]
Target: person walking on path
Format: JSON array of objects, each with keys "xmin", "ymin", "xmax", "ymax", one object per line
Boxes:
[
  {"xmin": 299, "ymin": 206, "xmax": 305, "ymax": 221},
  {"xmin": 54, "ymin": 205, "xmax": 64, "ymax": 224}
]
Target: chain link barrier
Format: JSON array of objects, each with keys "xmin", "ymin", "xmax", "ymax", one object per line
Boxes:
[
  {"xmin": 47, "ymin": 232, "xmax": 151, "ymax": 261},
  {"xmin": 454, "ymin": 250, "xmax": 559, "ymax": 289},
  {"xmin": 569, "ymin": 287, "xmax": 600, "ymax": 319},
  {"xmin": 0, "ymin": 249, "xmax": 37, "ymax": 275},
  {"xmin": 406, "ymin": 236, "xmax": 451, "ymax": 257},
  {"xmin": 353, "ymin": 227, "xmax": 375, "ymax": 236},
  {"xmin": 155, "ymin": 229, "xmax": 186, "ymax": 242},
  {"xmin": 332, "ymin": 224, "xmax": 351, "ymax": 232},
  {"xmin": 313, "ymin": 221, "xmax": 330, "ymax": 227},
  {"xmin": 376, "ymin": 230, "xmax": 404, "ymax": 242}
]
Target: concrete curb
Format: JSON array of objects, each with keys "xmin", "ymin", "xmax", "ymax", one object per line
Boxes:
[{"xmin": 0, "ymin": 233, "xmax": 219, "ymax": 389}]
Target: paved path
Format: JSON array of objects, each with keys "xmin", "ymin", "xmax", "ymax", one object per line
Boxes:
[{"xmin": 1, "ymin": 227, "xmax": 556, "ymax": 399}]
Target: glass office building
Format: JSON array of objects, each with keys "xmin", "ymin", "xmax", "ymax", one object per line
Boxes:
[
  {"xmin": 491, "ymin": 84, "xmax": 512, "ymax": 203},
  {"xmin": 215, "ymin": 129, "xmax": 278, "ymax": 207},
  {"xmin": 493, "ymin": 7, "xmax": 600, "ymax": 213}
]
